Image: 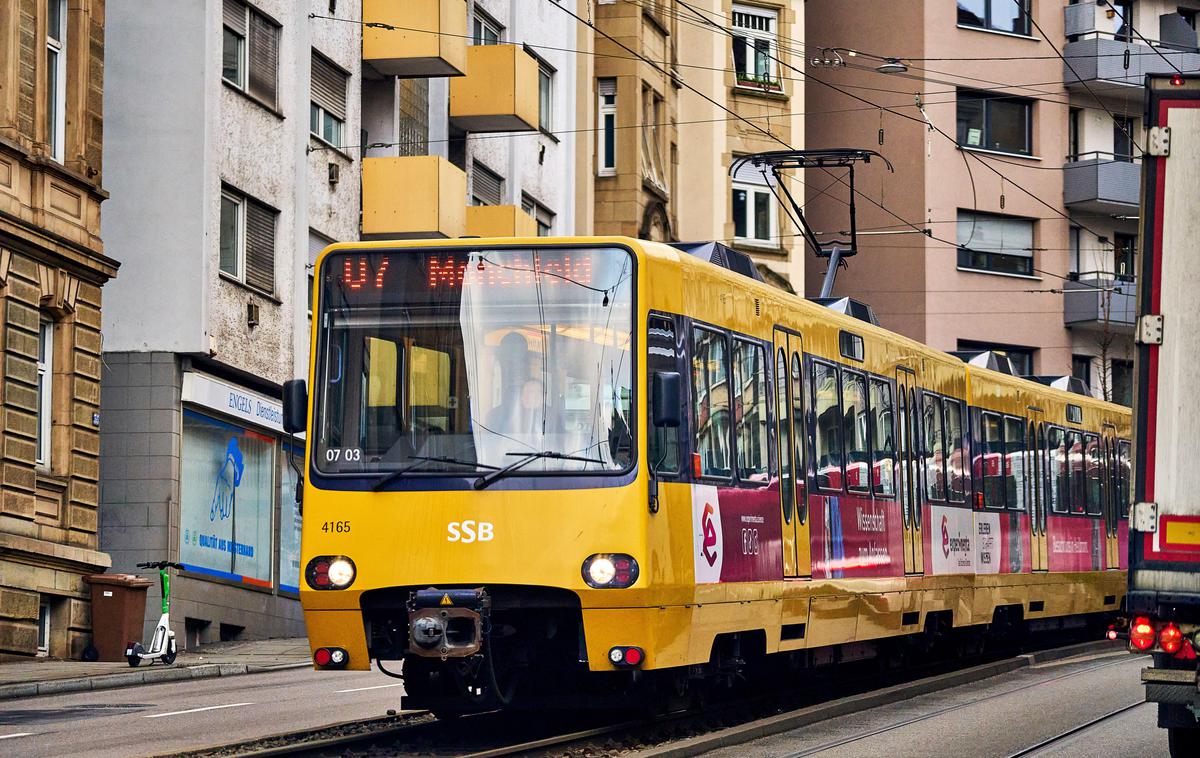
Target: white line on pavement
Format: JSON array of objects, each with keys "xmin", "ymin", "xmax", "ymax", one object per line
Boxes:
[
  {"xmin": 143, "ymin": 702, "xmax": 254, "ymax": 719},
  {"xmin": 334, "ymin": 682, "xmax": 406, "ymax": 693},
  {"xmin": 0, "ymin": 733, "xmax": 34, "ymax": 740}
]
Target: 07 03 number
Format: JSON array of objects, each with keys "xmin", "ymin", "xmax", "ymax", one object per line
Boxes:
[
  {"xmin": 325, "ymin": 448, "xmax": 362, "ymax": 462},
  {"xmin": 322, "ymin": 521, "xmax": 351, "ymax": 533}
]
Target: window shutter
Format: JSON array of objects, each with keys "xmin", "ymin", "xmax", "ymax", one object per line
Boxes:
[
  {"xmin": 245, "ymin": 199, "xmax": 276, "ymax": 294},
  {"xmin": 598, "ymin": 78, "xmax": 617, "ymax": 97},
  {"xmin": 732, "ymin": 159, "xmax": 777, "ymax": 187},
  {"xmin": 310, "ymin": 51, "xmax": 347, "ymax": 119},
  {"xmin": 223, "ymin": 0, "xmax": 246, "ymax": 34},
  {"xmin": 248, "ymin": 12, "xmax": 278, "ymax": 106},
  {"xmin": 472, "ymin": 161, "xmax": 503, "ymax": 206}
]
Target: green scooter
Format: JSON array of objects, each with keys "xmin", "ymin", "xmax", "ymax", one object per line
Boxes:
[{"xmin": 125, "ymin": 561, "xmax": 183, "ymax": 667}]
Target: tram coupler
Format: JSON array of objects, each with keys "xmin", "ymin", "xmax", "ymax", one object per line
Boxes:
[{"xmin": 406, "ymin": 588, "xmax": 490, "ymax": 659}]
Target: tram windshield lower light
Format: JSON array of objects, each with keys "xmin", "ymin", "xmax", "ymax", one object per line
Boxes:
[{"xmin": 582, "ymin": 554, "xmax": 640, "ymax": 588}]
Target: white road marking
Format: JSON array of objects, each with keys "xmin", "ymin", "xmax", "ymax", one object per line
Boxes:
[
  {"xmin": 0, "ymin": 733, "xmax": 34, "ymax": 740},
  {"xmin": 143, "ymin": 702, "xmax": 254, "ymax": 719},
  {"xmin": 334, "ymin": 682, "xmax": 406, "ymax": 693}
]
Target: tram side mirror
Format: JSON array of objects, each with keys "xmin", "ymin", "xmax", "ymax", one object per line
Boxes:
[
  {"xmin": 283, "ymin": 379, "xmax": 308, "ymax": 434},
  {"xmin": 652, "ymin": 372, "xmax": 681, "ymax": 428}
]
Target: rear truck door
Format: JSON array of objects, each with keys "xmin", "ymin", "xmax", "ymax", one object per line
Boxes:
[
  {"xmin": 897, "ymin": 367, "xmax": 924, "ymax": 575},
  {"xmin": 773, "ymin": 328, "xmax": 810, "ymax": 578},
  {"xmin": 1131, "ymin": 77, "xmax": 1200, "ymax": 612},
  {"xmin": 1027, "ymin": 410, "xmax": 1048, "ymax": 571}
]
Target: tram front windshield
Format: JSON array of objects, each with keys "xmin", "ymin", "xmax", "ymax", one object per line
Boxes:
[{"xmin": 314, "ymin": 247, "xmax": 635, "ymax": 478}]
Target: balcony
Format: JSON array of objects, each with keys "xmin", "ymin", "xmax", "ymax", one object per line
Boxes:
[
  {"xmin": 1063, "ymin": 153, "xmax": 1141, "ymax": 214},
  {"xmin": 1063, "ymin": 4, "xmax": 1200, "ymax": 101},
  {"xmin": 362, "ymin": 156, "xmax": 467, "ymax": 239},
  {"xmin": 1064, "ymin": 276, "xmax": 1137, "ymax": 331},
  {"xmin": 362, "ymin": 0, "xmax": 467, "ymax": 78},
  {"xmin": 449, "ymin": 45, "xmax": 539, "ymax": 133},
  {"xmin": 466, "ymin": 205, "xmax": 537, "ymax": 237}
]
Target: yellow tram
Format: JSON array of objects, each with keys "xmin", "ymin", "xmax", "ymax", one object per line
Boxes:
[{"xmin": 286, "ymin": 237, "xmax": 1129, "ymax": 711}]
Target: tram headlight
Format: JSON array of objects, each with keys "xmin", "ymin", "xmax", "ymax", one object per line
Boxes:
[
  {"xmin": 582, "ymin": 554, "xmax": 639, "ymax": 588},
  {"xmin": 306, "ymin": 555, "xmax": 356, "ymax": 590}
]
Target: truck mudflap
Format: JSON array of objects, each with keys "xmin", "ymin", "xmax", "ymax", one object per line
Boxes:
[{"xmin": 1144, "ymin": 667, "xmax": 1200, "ymax": 707}]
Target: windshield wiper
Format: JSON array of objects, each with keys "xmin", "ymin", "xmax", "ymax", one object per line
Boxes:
[
  {"xmin": 372, "ymin": 455, "xmax": 496, "ymax": 491},
  {"xmin": 472, "ymin": 451, "xmax": 606, "ymax": 490}
]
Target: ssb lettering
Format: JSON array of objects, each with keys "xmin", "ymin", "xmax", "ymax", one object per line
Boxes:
[{"xmin": 448, "ymin": 520, "xmax": 494, "ymax": 543}]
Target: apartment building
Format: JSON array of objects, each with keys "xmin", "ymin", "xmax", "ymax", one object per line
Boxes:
[
  {"xmin": 588, "ymin": 1, "xmax": 807, "ymax": 290},
  {"xmin": 99, "ymin": 0, "xmax": 575, "ymax": 644},
  {"xmin": 803, "ymin": 0, "xmax": 1196, "ymax": 406},
  {"xmin": 0, "ymin": 1, "xmax": 116, "ymax": 659}
]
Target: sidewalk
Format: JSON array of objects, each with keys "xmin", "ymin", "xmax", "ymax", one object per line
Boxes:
[{"xmin": 0, "ymin": 637, "xmax": 312, "ymax": 700}]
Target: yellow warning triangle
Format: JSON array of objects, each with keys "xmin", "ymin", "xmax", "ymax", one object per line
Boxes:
[{"xmin": 440, "ymin": 593, "xmax": 453, "ymax": 606}]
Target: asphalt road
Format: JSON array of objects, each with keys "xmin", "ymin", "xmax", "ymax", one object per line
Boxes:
[
  {"xmin": 707, "ymin": 650, "xmax": 1165, "ymax": 758},
  {"xmin": 0, "ymin": 665, "xmax": 407, "ymax": 757}
]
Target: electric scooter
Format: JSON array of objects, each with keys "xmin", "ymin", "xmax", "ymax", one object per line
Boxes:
[{"xmin": 125, "ymin": 560, "xmax": 183, "ymax": 667}]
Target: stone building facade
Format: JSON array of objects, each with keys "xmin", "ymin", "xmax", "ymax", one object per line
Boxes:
[{"xmin": 0, "ymin": 0, "xmax": 116, "ymax": 658}]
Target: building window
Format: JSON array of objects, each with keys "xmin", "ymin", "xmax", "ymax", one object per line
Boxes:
[
  {"xmin": 310, "ymin": 51, "xmax": 347, "ymax": 146},
  {"xmin": 37, "ymin": 603, "xmax": 50, "ymax": 655},
  {"xmin": 220, "ymin": 188, "xmax": 277, "ymax": 295},
  {"xmin": 1068, "ymin": 107, "xmax": 1081, "ymax": 161},
  {"xmin": 222, "ymin": 0, "xmax": 279, "ymax": 109},
  {"xmin": 397, "ymin": 78, "xmax": 429, "ymax": 157},
  {"xmin": 472, "ymin": 9, "xmax": 503, "ymax": 44},
  {"xmin": 957, "ymin": 89, "xmax": 1032, "ymax": 155},
  {"xmin": 1113, "ymin": 115, "xmax": 1136, "ymax": 162},
  {"xmin": 597, "ymin": 78, "xmax": 617, "ymax": 176},
  {"xmin": 1115, "ymin": 232, "xmax": 1137, "ymax": 280},
  {"xmin": 1111, "ymin": 359, "xmax": 1134, "ymax": 406},
  {"xmin": 180, "ymin": 410, "xmax": 276, "ymax": 586},
  {"xmin": 732, "ymin": 183, "xmax": 777, "ymax": 246},
  {"xmin": 957, "ymin": 210, "xmax": 1034, "ymax": 276},
  {"xmin": 957, "ymin": 0, "xmax": 1031, "ymax": 36},
  {"xmin": 36, "ymin": 318, "xmax": 53, "ymax": 467},
  {"xmin": 1111, "ymin": 0, "xmax": 1134, "ymax": 42},
  {"xmin": 641, "ymin": 87, "xmax": 667, "ymax": 194},
  {"xmin": 1069, "ymin": 226, "xmax": 1081, "ymax": 274},
  {"xmin": 521, "ymin": 193, "xmax": 555, "ymax": 236},
  {"xmin": 471, "ymin": 161, "xmax": 504, "ymax": 206},
  {"xmin": 46, "ymin": 0, "xmax": 67, "ymax": 162},
  {"xmin": 1072, "ymin": 355, "xmax": 1093, "ymax": 390},
  {"xmin": 732, "ymin": 4, "xmax": 781, "ymax": 90},
  {"xmin": 538, "ymin": 65, "xmax": 553, "ymax": 132}
]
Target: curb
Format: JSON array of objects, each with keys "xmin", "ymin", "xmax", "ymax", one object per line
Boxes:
[
  {"xmin": 0, "ymin": 660, "xmax": 312, "ymax": 701},
  {"xmin": 636, "ymin": 640, "xmax": 1127, "ymax": 758}
]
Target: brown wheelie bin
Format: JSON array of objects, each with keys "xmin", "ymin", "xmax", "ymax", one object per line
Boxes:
[{"xmin": 85, "ymin": 574, "xmax": 152, "ymax": 662}]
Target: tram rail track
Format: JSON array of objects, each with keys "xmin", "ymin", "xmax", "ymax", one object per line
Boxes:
[
  {"xmin": 1002, "ymin": 700, "xmax": 1149, "ymax": 758},
  {"xmin": 172, "ymin": 639, "xmax": 1130, "ymax": 757}
]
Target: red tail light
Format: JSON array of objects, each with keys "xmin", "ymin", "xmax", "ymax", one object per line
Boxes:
[
  {"xmin": 314, "ymin": 647, "xmax": 332, "ymax": 666},
  {"xmin": 1160, "ymin": 624, "xmax": 1184, "ymax": 654},
  {"xmin": 1131, "ymin": 617, "xmax": 1156, "ymax": 651},
  {"xmin": 1172, "ymin": 73, "xmax": 1186, "ymax": 86},
  {"xmin": 1178, "ymin": 639, "xmax": 1197, "ymax": 660}
]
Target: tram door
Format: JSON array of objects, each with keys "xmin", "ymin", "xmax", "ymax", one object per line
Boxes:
[
  {"xmin": 896, "ymin": 368, "xmax": 924, "ymax": 574},
  {"xmin": 1027, "ymin": 414, "xmax": 1048, "ymax": 571},
  {"xmin": 773, "ymin": 329, "xmax": 811, "ymax": 578},
  {"xmin": 1102, "ymin": 427, "xmax": 1119, "ymax": 569}
]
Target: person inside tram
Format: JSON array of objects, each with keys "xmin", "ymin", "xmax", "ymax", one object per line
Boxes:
[{"xmin": 487, "ymin": 330, "xmax": 545, "ymax": 437}]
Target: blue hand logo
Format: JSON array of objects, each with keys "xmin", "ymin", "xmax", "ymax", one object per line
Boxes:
[{"xmin": 210, "ymin": 437, "xmax": 244, "ymax": 522}]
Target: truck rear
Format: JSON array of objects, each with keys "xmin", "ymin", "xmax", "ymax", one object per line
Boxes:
[{"xmin": 1131, "ymin": 73, "xmax": 1200, "ymax": 757}]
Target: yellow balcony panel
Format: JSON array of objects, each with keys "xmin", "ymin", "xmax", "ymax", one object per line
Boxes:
[
  {"xmin": 362, "ymin": 156, "xmax": 467, "ymax": 239},
  {"xmin": 363, "ymin": 0, "xmax": 467, "ymax": 78},
  {"xmin": 466, "ymin": 205, "xmax": 538, "ymax": 238},
  {"xmin": 449, "ymin": 45, "xmax": 539, "ymax": 133}
]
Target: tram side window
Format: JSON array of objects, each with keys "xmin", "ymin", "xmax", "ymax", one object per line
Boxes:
[
  {"xmin": 1084, "ymin": 434, "xmax": 1103, "ymax": 516},
  {"xmin": 1047, "ymin": 427, "xmax": 1069, "ymax": 513},
  {"xmin": 791, "ymin": 353, "xmax": 808, "ymax": 523},
  {"xmin": 1118, "ymin": 440, "xmax": 1131, "ymax": 518},
  {"xmin": 775, "ymin": 349, "xmax": 794, "ymax": 521},
  {"xmin": 1068, "ymin": 431, "xmax": 1085, "ymax": 514},
  {"xmin": 813, "ymin": 362, "xmax": 842, "ymax": 490},
  {"xmin": 982, "ymin": 413, "xmax": 1004, "ymax": 508},
  {"xmin": 647, "ymin": 316, "xmax": 679, "ymax": 474},
  {"xmin": 869, "ymin": 378, "xmax": 895, "ymax": 497},
  {"xmin": 733, "ymin": 340, "xmax": 769, "ymax": 482},
  {"xmin": 944, "ymin": 400, "xmax": 965, "ymax": 501},
  {"xmin": 1004, "ymin": 417, "xmax": 1026, "ymax": 513},
  {"xmin": 923, "ymin": 394, "xmax": 946, "ymax": 501},
  {"xmin": 692, "ymin": 328, "xmax": 731, "ymax": 478},
  {"xmin": 841, "ymin": 371, "xmax": 869, "ymax": 493}
]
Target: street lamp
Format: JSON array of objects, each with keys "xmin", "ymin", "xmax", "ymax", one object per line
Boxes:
[{"xmin": 875, "ymin": 58, "xmax": 909, "ymax": 74}]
